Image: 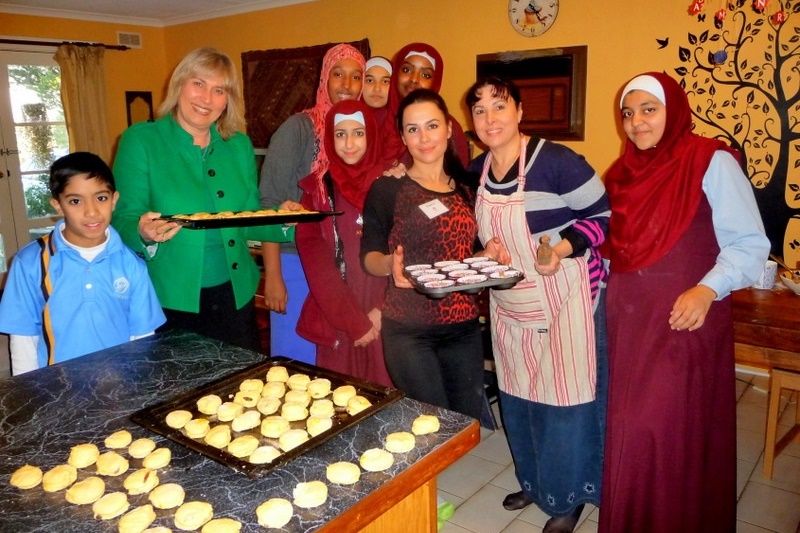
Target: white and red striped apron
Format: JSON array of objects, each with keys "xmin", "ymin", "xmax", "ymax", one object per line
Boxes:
[{"xmin": 476, "ymin": 136, "xmax": 596, "ymax": 406}]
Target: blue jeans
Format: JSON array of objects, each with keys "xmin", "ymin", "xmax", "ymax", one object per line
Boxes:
[
  {"xmin": 270, "ymin": 253, "xmax": 316, "ymax": 364},
  {"xmin": 382, "ymin": 318, "xmax": 484, "ymax": 419}
]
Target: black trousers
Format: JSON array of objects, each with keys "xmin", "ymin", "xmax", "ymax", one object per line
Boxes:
[{"xmin": 161, "ymin": 281, "xmax": 262, "ymax": 354}]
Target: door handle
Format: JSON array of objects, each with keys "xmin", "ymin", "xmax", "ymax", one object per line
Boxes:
[{"xmin": 0, "ymin": 148, "xmax": 20, "ymax": 156}]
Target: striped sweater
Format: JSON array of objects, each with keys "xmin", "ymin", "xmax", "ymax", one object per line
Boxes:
[{"xmin": 469, "ymin": 138, "xmax": 610, "ymax": 299}]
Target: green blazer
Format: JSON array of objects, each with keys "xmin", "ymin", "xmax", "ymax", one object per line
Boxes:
[{"xmin": 112, "ymin": 114, "xmax": 291, "ymax": 313}]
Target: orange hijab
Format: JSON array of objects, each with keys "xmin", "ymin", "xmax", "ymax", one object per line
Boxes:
[{"xmin": 302, "ymin": 44, "xmax": 366, "ymax": 179}]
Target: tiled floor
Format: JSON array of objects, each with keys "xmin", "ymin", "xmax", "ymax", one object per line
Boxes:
[{"xmin": 437, "ymin": 369, "xmax": 800, "ymax": 533}]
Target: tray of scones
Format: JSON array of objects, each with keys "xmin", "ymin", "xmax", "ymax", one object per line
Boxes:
[
  {"xmin": 130, "ymin": 356, "xmax": 404, "ymax": 478},
  {"xmin": 159, "ymin": 209, "xmax": 342, "ymax": 229}
]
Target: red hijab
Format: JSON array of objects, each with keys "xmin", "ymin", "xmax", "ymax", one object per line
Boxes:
[
  {"xmin": 302, "ymin": 44, "xmax": 366, "ymax": 179},
  {"xmin": 324, "ymin": 99, "xmax": 383, "ymax": 211},
  {"xmin": 380, "ymin": 43, "xmax": 445, "ymax": 166},
  {"xmin": 605, "ymin": 71, "xmax": 739, "ymax": 272}
]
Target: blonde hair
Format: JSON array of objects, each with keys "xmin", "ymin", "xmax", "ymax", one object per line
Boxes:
[{"xmin": 158, "ymin": 47, "xmax": 244, "ymax": 139}]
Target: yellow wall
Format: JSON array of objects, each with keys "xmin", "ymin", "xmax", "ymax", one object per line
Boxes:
[{"xmin": 0, "ymin": 0, "xmax": 777, "ymax": 175}]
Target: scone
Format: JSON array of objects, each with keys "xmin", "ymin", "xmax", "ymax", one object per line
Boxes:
[
  {"xmin": 232, "ymin": 390, "xmax": 259, "ymax": 408},
  {"xmin": 104, "ymin": 429, "xmax": 133, "ymax": 449},
  {"xmin": 260, "ymin": 381, "xmax": 286, "ymax": 399},
  {"xmin": 306, "ymin": 415, "xmax": 333, "ymax": 437},
  {"xmin": 284, "ymin": 389, "xmax": 311, "ymax": 406},
  {"xmin": 10, "ymin": 464, "xmax": 43, "ymax": 489},
  {"xmin": 265, "ymin": 366, "xmax": 289, "ymax": 383},
  {"xmin": 142, "ymin": 447, "xmax": 172, "ymax": 470},
  {"xmin": 67, "ymin": 443, "xmax": 100, "ymax": 468},
  {"xmin": 346, "ymin": 395, "xmax": 372, "ymax": 416},
  {"xmin": 230, "ymin": 410, "xmax": 261, "ymax": 432},
  {"xmin": 286, "ymin": 373, "xmax": 310, "ymax": 391},
  {"xmin": 385, "ymin": 431, "xmax": 416, "ymax": 453},
  {"xmin": 166, "ymin": 409, "xmax": 193, "ymax": 429},
  {"xmin": 197, "ymin": 394, "xmax": 223, "ymax": 415},
  {"xmin": 123, "ymin": 467, "xmax": 160, "ymax": 495},
  {"xmin": 256, "ymin": 498, "xmax": 293, "ymax": 528},
  {"xmin": 249, "ymin": 445, "xmax": 282, "ymax": 465},
  {"xmin": 216, "ymin": 402, "xmax": 244, "ymax": 422},
  {"xmin": 129, "ymin": 438, "xmax": 157, "ymax": 459},
  {"xmin": 307, "ymin": 378, "xmax": 332, "ymax": 399},
  {"xmin": 239, "ymin": 378, "xmax": 264, "ymax": 393},
  {"xmin": 201, "ymin": 517, "xmax": 242, "ymax": 533},
  {"xmin": 256, "ymin": 396, "xmax": 280, "ymax": 416},
  {"xmin": 281, "ymin": 401, "xmax": 308, "ymax": 422},
  {"xmin": 226, "ymin": 435, "xmax": 260, "ymax": 458},
  {"xmin": 42, "ymin": 464, "xmax": 77, "ymax": 492},
  {"xmin": 65, "ymin": 475, "xmax": 105, "ymax": 504},
  {"xmin": 184, "ymin": 418, "xmax": 211, "ymax": 439},
  {"xmin": 332, "ymin": 385, "xmax": 356, "ymax": 407},
  {"xmin": 204, "ymin": 425, "xmax": 232, "ymax": 449},
  {"xmin": 149, "ymin": 482, "xmax": 185, "ymax": 510},
  {"xmin": 118, "ymin": 504, "xmax": 157, "ymax": 533},
  {"xmin": 96, "ymin": 451, "xmax": 130, "ymax": 477},
  {"xmin": 260, "ymin": 416, "xmax": 290, "ymax": 439},
  {"xmin": 93, "ymin": 491, "xmax": 130, "ymax": 520},
  {"xmin": 411, "ymin": 414, "xmax": 440, "ymax": 435},
  {"xmin": 292, "ymin": 480, "xmax": 328, "ymax": 508},
  {"xmin": 359, "ymin": 448, "xmax": 394, "ymax": 472},
  {"xmin": 326, "ymin": 461, "xmax": 361, "ymax": 485},
  {"xmin": 309, "ymin": 399, "xmax": 335, "ymax": 418},
  {"xmin": 278, "ymin": 429, "xmax": 309, "ymax": 452},
  {"xmin": 174, "ymin": 501, "xmax": 214, "ymax": 531}
]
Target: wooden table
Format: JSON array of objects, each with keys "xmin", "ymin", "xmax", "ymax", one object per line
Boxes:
[{"xmin": 732, "ymin": 285, "xmax": 800, "ymax": 372}]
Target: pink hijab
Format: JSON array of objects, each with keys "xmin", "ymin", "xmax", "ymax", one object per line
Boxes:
[{"xmin": 302, "ymin": 44, "xmax": 366, "ymax": 179}]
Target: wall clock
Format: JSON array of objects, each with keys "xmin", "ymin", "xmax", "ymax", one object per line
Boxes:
[{"xmin": 508, "ymin": 0, "xmax": 559, "ymax": 36}]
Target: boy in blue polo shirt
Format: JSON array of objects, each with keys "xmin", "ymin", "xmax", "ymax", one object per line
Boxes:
[{"xmin": 0, "ymin": 152, "xmax": 165, "ymax": 375}]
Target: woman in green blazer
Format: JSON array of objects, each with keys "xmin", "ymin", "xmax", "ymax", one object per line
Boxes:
[{"xmin": 112, "ymin": 47, "xmax": 294, "ymax": 352}]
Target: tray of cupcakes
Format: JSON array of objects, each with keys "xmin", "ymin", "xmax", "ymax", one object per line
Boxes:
[{"xmin": 404, "ymin": 258, "xmax": 524, "ymax": 299}]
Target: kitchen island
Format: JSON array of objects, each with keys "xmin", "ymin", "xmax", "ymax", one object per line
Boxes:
[{"xmin": 0, "ymin": 330, "xmax": 479, "ymax": 532}]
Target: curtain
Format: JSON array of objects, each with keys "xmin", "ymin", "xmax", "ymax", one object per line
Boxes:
[{"xmin": 54, "ymin": 44, "xmax": 112, "ymax": 163}]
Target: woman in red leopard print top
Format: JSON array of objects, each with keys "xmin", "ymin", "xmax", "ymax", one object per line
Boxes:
[{"xmin": 361, "ymin": 89, "xmax": 506, "ymax": 419}]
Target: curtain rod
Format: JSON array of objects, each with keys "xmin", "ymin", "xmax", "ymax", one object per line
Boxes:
[{"xmin": 0, "ymin": 38, "xmax": 128, "ymax": 51}]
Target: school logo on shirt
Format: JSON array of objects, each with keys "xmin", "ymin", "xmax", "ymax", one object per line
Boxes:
[{"xmin": 114, "ymin": 277, "xmax": 130, "ymax": 296}]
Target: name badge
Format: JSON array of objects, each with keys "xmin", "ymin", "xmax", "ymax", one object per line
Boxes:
[{"xmin": 418, "ymin": 199, "xmax": 449, "ymax": 219}]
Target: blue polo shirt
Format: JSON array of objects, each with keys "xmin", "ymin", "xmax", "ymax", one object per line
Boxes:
[{"xmin": 0, "ymin": 220, "xmax": 165, "ymax": 368}]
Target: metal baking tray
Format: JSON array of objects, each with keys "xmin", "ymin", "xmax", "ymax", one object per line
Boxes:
[
  {"xmin": 159, "ymin": 210, "xmax": 342, "ymax": 229},
  {"xmin": 404, "ymin": 262, "xmax": 524, "ymax": 299},
  {"xmin": 130, "ymin": 357, "xmax": 403, "ymax": 478}
]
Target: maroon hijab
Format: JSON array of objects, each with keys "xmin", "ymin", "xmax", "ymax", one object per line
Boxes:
[
  {"xmin": 605, "ymin": 71, "xmax": 739, "ymax": 272},
  {"xmin": 324, "ymin": 99, "xmax": 383, "ymax": 211},
  {"xmin": 380, "ymin": 43, "xmax": 445, "ymax": 166}
]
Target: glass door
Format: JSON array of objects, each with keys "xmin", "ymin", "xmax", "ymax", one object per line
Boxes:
[{"xmin": 0, "ymin": 50, "xmax": 69, "ymax": 288}]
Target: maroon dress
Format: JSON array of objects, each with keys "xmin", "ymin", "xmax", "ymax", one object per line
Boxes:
[{"xmin": 600, "ymin": 197, "xmax": 736, "ymax": 533}]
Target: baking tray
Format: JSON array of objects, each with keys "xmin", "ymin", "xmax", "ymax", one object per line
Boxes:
[
  {"xmin": 160, "ymin": 210, "xmax": 342, "ymax": 229},
  {"xmin": 130, "ymin": 357, "xmax": 403, "ymax": 478},
  {"xmin": 404, "ymin": 261, "xmax": 524, "ymax": 299}
]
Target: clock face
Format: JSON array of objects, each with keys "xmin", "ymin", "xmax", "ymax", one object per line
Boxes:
[{"xmin": 508, "ymin": 0, "xmax": 559, "ymax": 36}]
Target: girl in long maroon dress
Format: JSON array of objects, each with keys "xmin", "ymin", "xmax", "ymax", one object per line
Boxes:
[
  {"xmin": 599, "ymin": 72, "xmax": 769, "ymax": 533},
  {"xmin": 295, "ymin": 99, "xmax": 392, "ymax": 387}
]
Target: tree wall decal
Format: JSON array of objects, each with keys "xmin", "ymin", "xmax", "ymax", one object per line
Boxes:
[{"xmin": 667, "ymin": 0, "xmax": 799, "ymax": 256}]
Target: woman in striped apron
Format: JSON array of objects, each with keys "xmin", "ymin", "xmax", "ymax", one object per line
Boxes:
[{"xmin": 466, "ymin": 77, "xmax": 610, "ymax": 533}]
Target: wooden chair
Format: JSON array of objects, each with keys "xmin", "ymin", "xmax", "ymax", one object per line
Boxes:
[{"xmin": 763, "ymin": 368, "xmax": 800, "ymax": 479}]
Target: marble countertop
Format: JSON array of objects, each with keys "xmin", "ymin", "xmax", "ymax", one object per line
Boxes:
[{"xmin": 0, "ymin": 331, "xmax": 476, "ymax": 532}]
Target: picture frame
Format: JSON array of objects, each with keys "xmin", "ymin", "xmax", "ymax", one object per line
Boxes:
[
  {"xmin": 125, "ymin": 91, "xmax": 154, "ymax": 126},
  {"xmin": 476, "ymin": 45, "xmax": 587, "ymax": 141}
]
